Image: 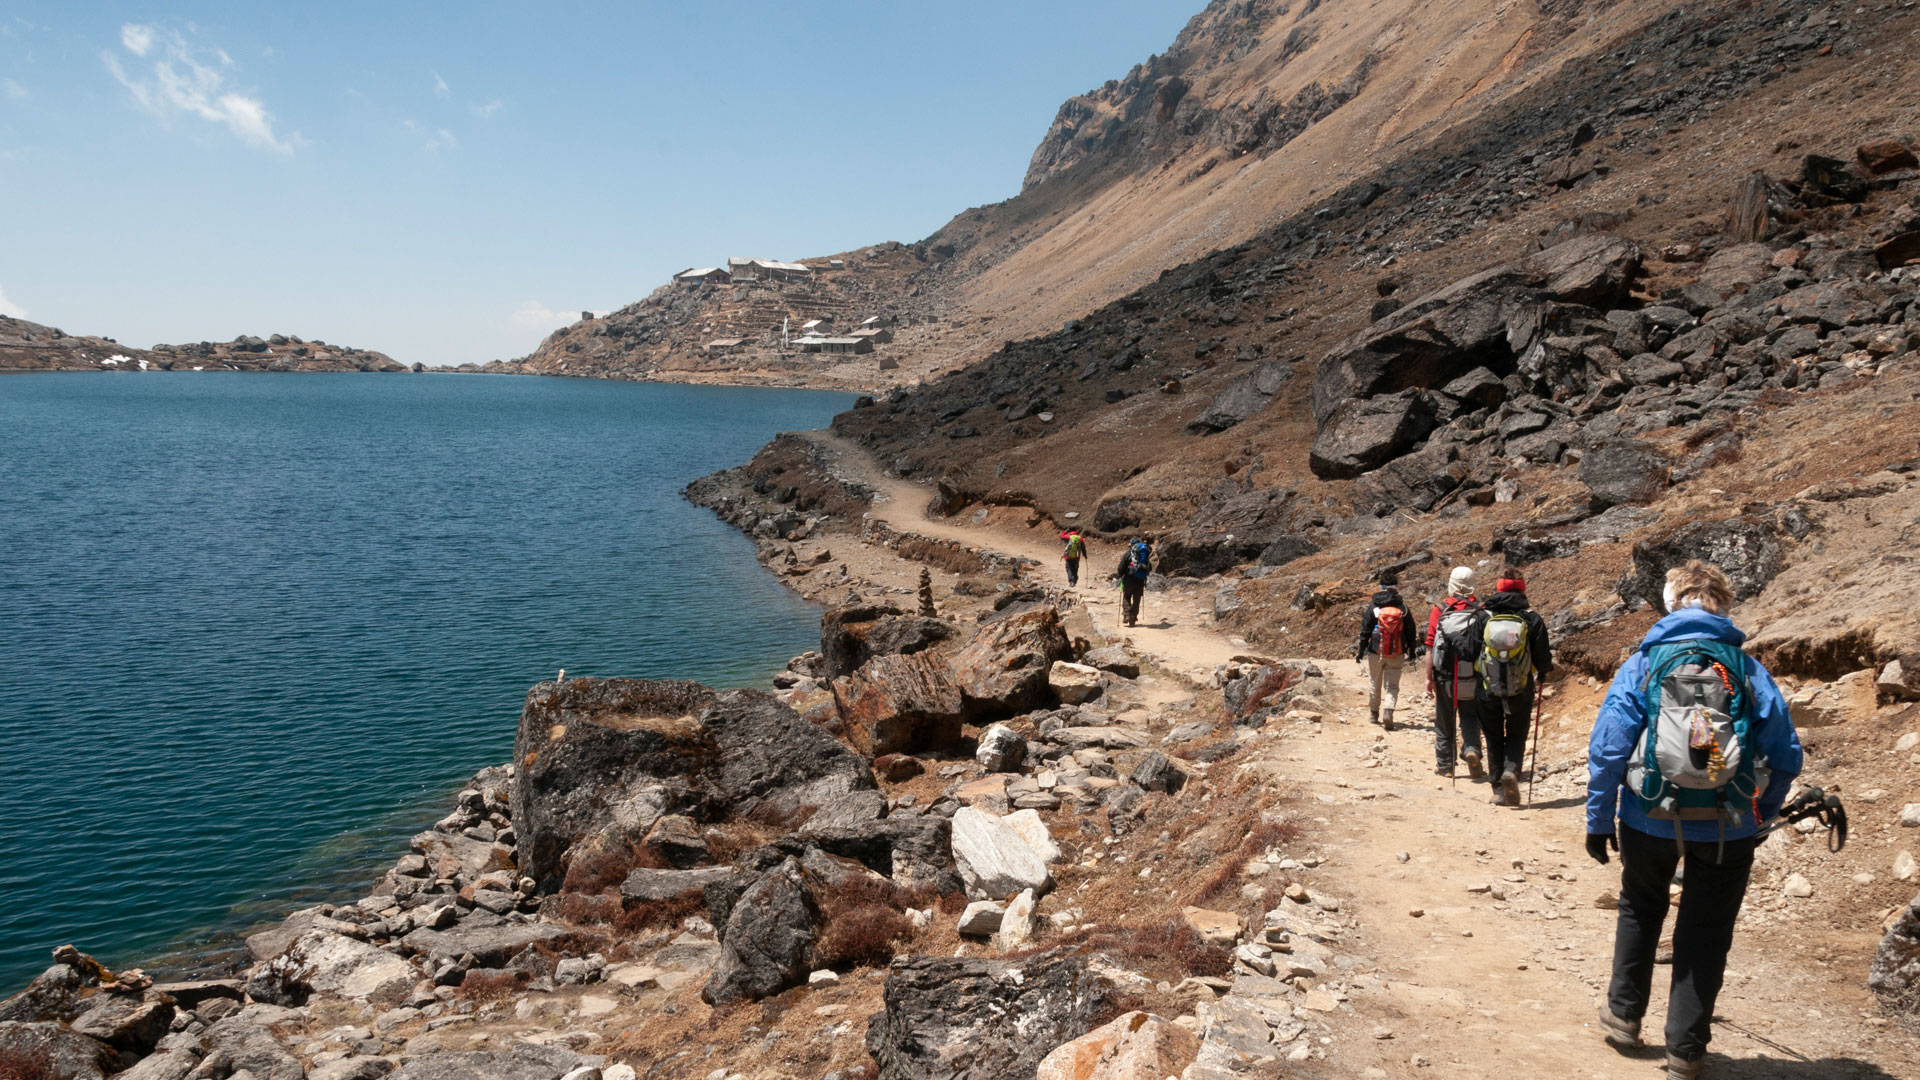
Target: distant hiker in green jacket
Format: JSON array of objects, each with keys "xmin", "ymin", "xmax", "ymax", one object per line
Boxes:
[{"xmin": 1060, "ymin": 529, "xmax": 1086, "ymax": 587}]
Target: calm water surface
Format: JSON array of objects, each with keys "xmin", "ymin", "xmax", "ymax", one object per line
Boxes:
[{"xmin": 0, "ymin": 372, "xmax": 850, "ymax": 987}]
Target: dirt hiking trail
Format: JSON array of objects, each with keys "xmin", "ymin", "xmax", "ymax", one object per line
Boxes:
[{"xmin": 803, "ymin": 430, "xmax": 1913, "ymax": 1080}]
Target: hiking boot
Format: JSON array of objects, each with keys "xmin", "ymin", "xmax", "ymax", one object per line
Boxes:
[
  {"xmin": 1435, "ymin": 762, "xmax": 1454, "ymax": 777},
  {"xmin": 1598, "ymin": 1006, "xmax": 1641, "ymax": 1048},
  {"xmin": 1666, "ymin": 1050, "xmax": 1703, "ymax": 1079},
  {"xmin": 1462, "ymin": 748, "xmax": 1485, "ymax": 780},
  {"xmin": 1499, "ymin": 770, "xmax": 1521, "ymax": 807},
  {"xmin": 1381, "ymin": 708, "xmax": 1395, "ymax": 732}
]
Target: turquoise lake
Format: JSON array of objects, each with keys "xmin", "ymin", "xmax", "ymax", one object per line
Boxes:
[{"xmin": 0, "ymin": 372, "xmax": 851, "ymax": 988}]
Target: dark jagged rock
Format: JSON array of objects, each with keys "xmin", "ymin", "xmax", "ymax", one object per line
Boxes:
[
  {"xmin": 1578, "ymin": 439, "xmax": 1672, "ymax": 508},
  {"xmin": 698, "ymin": 689, "xmax": 875, "ymax": 821},
  {"xmin": 1224, "ymin": 661, "xmax": 1323, "ymax": 719},
  {"xmin": 1618, "ymin": 515, "xmax": 1790, "ymax": 611},
  {"xmin": 800, "ymin": 816, "xmax": 960, "ymax": 894},
  {"xmin": 832, "ymin": 652, "xmax": 968, "ymax": 756},
  {"xmin": 1187, "ymin": 362, "xmax": 1293, "ymax": 433},
  {"xmin": 702, "ymin": 858, "xmax": 818, "ymax": 1005},
  {"xmin": 1350, "ymin": 439, "xmax": 1465, "ymax": 516},
  {"xmin": 1311, "ymin": 234, "xmax": 1642, "ymax": 427},
  {"xmin": 1130, "ymin": 751, "xmax": 1187, "ymax": 794},
  {"xmin": 820, "ymin": 604, "xmax": 954, "ymax": 680},
  {"xmin": 1309, "ymin": 390, "xmax": 1439, "ymax": 480},
  {"xmin": 1157, "ymin": 485, "xmax": 1321, "ymax": 577},
  {"xmin": 866, "ymin": 952, "xmax": 1115, "ymax": 1080},
  {"xmin": 948, "ymin": 607, "xmax": 1073, "ymax": 717}
]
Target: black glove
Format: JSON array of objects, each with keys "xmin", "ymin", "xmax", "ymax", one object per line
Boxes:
[{"xmin": 1586, "ymin": 832, "xmax": 1618, "ymax": 865}]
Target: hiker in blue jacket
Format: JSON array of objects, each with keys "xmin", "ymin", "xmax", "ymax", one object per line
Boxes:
[{"xmin": 1586, "ymin": 560, "xmax": 1803, "ymax": 1080}]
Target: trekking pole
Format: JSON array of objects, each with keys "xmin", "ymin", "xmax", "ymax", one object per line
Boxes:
[{"xmin": 1526, "ymin": 680, "xmax": 1543, "ymax": 805}]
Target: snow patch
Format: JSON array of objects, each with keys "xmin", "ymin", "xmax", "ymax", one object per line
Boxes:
[{"xmin": 101, "ymin": 355, "xmax": 127, "ymax": 365}]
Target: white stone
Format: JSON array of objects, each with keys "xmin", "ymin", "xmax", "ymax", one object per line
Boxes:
[
  {"xmin": 1003, "ymin": 809, "xmax": 1062, "ymax": 864},
  {"xmin": 1897, "ymin": 732, "xmax": 1920, "ymax": 754},
  {"xmin": 603, "ymin": 1068, "xmax": 638, "ymax": 1080},
  {"xmin": 1049, "ymin": 661, "xmax": 1106, "ymax": 705},
  {"xmin": 1894, "ymin": 851, "xmax": 1917, "ymax": 882},
  {"xmin": 998, "ymin": 889, "xmax": 1038, "ymax": 951},
  {"xmin": 808, "ymin": 969, "xmax": 839, "ymax": 986},
  {"xmin": 602, "ymin": 963, "xmax": 661, "ymax": 990},
  {"xmin": 561, "ymin": 1069, "xmax": 603, "ymax": 1080},
  {"xmin": 951, "ymin": 807, "xmax": 1054, "ymax": 899},
  {"xmin": 1783, "ymin": 873, "xmax": 1814, "ymax": 898},
  {"xmin": 577, "ymin": 994, "xmax": 618, "ymax": 1017},
  {"xmin": 1902, "ymin": 804, "xmax": 1920, "ymax": 828},
  {"xmin": 957, "ymin": 900, "xmax": 1007, "ymax": 937},
  {"xmin": 277, "ymin": 931, "xmax": 416, "ymax": 1006}
]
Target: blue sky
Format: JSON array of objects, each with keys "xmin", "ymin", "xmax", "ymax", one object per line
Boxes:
[{"xmin": 0, "ymin": 3, "xmax": 1199, "ymax": 367}]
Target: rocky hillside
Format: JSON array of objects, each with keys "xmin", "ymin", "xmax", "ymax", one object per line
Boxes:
[
  {"xmin": 0, "ymin": 318, "xmax": 409, "ymax": 373},
  {"xmin": 512, "ymin": 0, "xmax": 1724, "ymax": 389}
]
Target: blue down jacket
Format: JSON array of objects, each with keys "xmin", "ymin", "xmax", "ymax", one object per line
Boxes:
[{"xmin": 1586, "ymin": 608, "xmax": 1802, "ymax": 841}]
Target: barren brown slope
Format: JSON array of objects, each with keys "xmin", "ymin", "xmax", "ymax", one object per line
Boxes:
[{"xmin": 510, "ymin": 0, "xmax": 1707, "ymax": 388}]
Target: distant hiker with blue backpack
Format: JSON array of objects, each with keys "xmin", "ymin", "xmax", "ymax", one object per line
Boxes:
[
  {"xmin": 1354, "ymin": 569, "xmax": 1417, "ymax": 731},
  {"xmin": 1587, "ymin": 560, "xmax": 1802, "ymax": 1080},
  {"xmin": 1114, "ymin": 539, "xmax": 1154, "ymax": 627},
  {"xmin": 1060, "ymin": 529, "xmax": 1087, "ymax": 587},
  {"xmin": 1425, "ymin": 566, "xmax": 1486, "ymax": 778},
  {"xmin": 1474, "ymin": 572, "xmax": 1553, "ymax": 806}
]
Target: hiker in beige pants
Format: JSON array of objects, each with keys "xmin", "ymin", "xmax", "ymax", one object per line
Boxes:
[{"xmin": 1353, "ymin": 569, "xmax": 1417, "ymax": 730}]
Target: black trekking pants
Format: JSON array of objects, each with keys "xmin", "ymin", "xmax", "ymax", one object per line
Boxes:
[
  {"xmin": 1065, "ymin": 558, "xmax": 1079, "ymax": 586},
  {"xmin": 1478, "ymin": 690, "xmax": 1531, "ymax": 779},
  {"xmin": 1121, "ymin": 580, "xmax": 1144, "ymax": 625},
  {"xmin": 1607, "ymin": 824, "xmax": 1756, "ymax": 1061},
  {"xmin": 1431, "ymin": 679, "xmax": 1484, "ymax": 769}
]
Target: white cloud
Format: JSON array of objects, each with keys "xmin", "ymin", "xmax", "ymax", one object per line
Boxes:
[
  {"xmin": 3, "ymin": 77, "xmax": 25, "ymax": 100},
  {"xmin": 105, "ymin": 25, "xmax": 298, "ymax": 155},
  {"xmin": 470, "ymin": 98, "xmax": 502, "ymax": 120},
  {"xmin": 511, "ymin": 302, "xmax": 581, "ymax": 333},
  {"xmin": 0, "ymin": 284, "xmax": 26, "ymax": 318},
  {"xmin": 425, "ymin": 126, "xmax": 456, "ymax": 152},
  {"xmin": 432, "ymin": 70, "xmax": 449, "ymax": 98}
]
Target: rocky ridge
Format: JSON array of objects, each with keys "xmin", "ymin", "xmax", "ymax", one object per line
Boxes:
[{"xmin": 0, "ymin": 318, "xmax": 410, "ymax": 374}]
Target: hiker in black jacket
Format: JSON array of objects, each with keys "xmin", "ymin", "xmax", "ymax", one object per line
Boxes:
[
  {"xmin": 1353, "ymin": 570, "xmax": 1418, "ymax": 731},
  {"xmin": 1475, "ymin": 573, "xmax": 1553, "ymax": 806}
]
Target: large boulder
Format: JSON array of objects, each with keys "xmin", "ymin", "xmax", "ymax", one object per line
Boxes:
[
  {"xmin": 1187, "ymin": 362, "xmax": 1293, "ymax": 434},
  {"xmin": 1035, "ymin": 1011, "xmax": 1200, "ymax": 1080},
  {"xmin": 619, "ymin": 866, "xmax": 735, "ymax": 905},
  {"xmin": 866, "ymin": 953, "xmax": 1116, "ymax": 1080},
  {"xmin": 1312, "ymin": 233, "xmax": 1642, "ymax": 426},
  {"xmin": 511, "ymin": 678, "xmax": 717, "ymax": 888},
  {"xmin": 1349, "ymin": 438, "xmax": 1466, "ymax": 516},
  {"xmin": 1617, "ymin": 515, "xmax": 1788, "ymax": 611},
  {"xmin": 1579, "ymin": 439, "xmax": 1672, "ymax": 508},
  {"xmin": 0, "ymin": 963, "xmax": 83, "ymax": 1024},
  {"xmin": 0, "ymin": 1021, "xmax": 113, "ymax": 1080},
  {"xmin": 1048, "ymin": 662, "xmax": 1105, "ymax": 705},
  {"xmin": 949, "ymin": 608, "xmax": 1073, "ymax": 717},
  {"xmin": 400, "ymin": 919, "xmax": 570, "ymax": 968},
  {"xmin": 245, "ymin": 930, "xmax": 416, "ymax": 1007},
  {"xmin": 1870, "ymin": 890, "xmax": 1920, "ymax": 1007},
  {"xmin": 701, "ymin": 858, "xmax": 818, "ymax": 1005},
  {"xmin": 68, "ymin": 994, "xmax": 173, "ymax": 1056},
  {"xmin": 950, "ymin": 808, "xmax": 1052, "ymax": 900},
  {"xmin": 1308, "ymin": 391, "xmax": 1438, "ymax": 479},
  {"xmin": 832, "ymin": 652, "xmax": 968, "ymax": 756},
  {"xmin": 512, "ymin": 679, "xmax": 873, "ymax": 888},
  {"xmin": 204, "ymin": 1017, "xmax": 303, "ymax": 1080},
  {"xmin": 820, "ymin": 603, "xmax": 953, "ymax": 679},
  {"xmin": 798, "ymin": 816, "xmax": 960, "ymax": 894},
  {"xmin": 1155, "ymin": 485, "xmax": 1321, "ymax": 578}
]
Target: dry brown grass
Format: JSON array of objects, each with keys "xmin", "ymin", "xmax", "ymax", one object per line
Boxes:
[
  {"xmin": 456, "ymin": 969, "xmax": 530, "ymax": 1004},
  {"xmin": 559, "ymin": 839, "xmax": 672, "ymax": 895},
  {"xmin": 553, "ymin": 889, "xmax": 707, "ymax": 937},
  {"xmin": 0, "ymin": 1049, "xmax": 56, "ymax": 1080},
  {"xmin": 811, "ymin": 873, "xmax": 949, "ymax": 972}
]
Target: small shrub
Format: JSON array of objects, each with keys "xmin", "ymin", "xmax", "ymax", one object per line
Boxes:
[
  {"xmin": 0, "ymin": 1048, "xmax": 56, "ymax": 1080},
  {"xmin": 560, "ymin": 839, "xmax": 670, "ymax": 895},
  {"xmin": 815, "ymin": 904, "xmax": 914, "ymax": 971},
  {"xmin": 553, "ymin": 888, "xmax": 705, "ymax": 936},
  {"xmin": 1116, "ymin": 919, "xmax": 1233, "ymax": 979},
  {"xmin": 456, "ymin": 969, "xmax": 530, "ymax": 1004}
]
